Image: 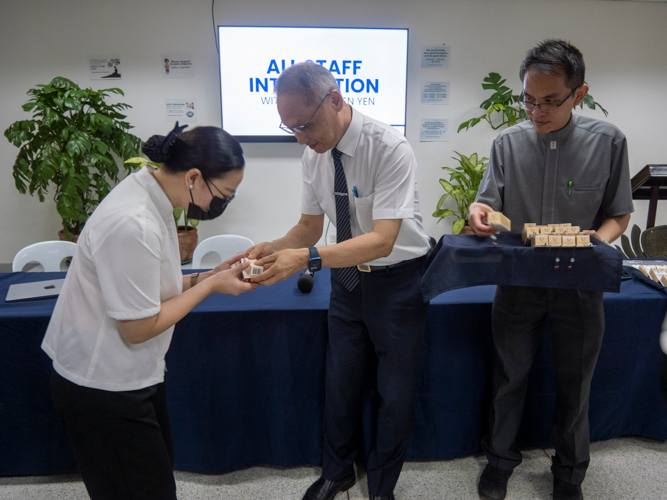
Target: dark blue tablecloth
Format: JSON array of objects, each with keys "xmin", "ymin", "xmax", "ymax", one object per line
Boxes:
[
  {"xmin": 1, "ymin": 269, "xmax": 666, "ymax": 476},
  {"xmin": 422, "ymin": 234, "xmax": 623, "ymax": 301}
]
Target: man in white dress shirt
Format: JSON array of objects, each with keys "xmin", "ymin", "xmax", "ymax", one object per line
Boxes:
[{"xmin": 247, "ymin": 62, "xmax": 431, "ymax": 500}]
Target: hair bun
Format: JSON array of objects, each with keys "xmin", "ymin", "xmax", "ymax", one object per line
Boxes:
[{"xmin": 142, "ymin": 135, "xmax": 169, "ymax": 163}]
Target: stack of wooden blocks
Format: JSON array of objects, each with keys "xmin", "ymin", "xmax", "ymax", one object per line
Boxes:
[
  {"xmin": 636, "ymin": 265, "xmax": 667, "ymax": 286},
  {"xmin": 521, "ymin": 223, "xmax": 591, "ymax": 247}
]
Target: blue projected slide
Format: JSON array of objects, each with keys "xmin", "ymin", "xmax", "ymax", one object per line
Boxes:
[{"xmin": 218, "ymin": 26, "xmax": 408, "ymax": 141}]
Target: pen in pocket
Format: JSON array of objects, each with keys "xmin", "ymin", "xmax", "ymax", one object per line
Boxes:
[
  {"xmin": 568, "ymin": 181, "xmax": 573, "ymax": 198},
  {"xmin": 352, "ymin": 186, "xmax": 359, "ymax": 198}
]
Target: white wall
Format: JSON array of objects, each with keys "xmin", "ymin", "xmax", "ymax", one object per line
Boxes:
[{"xmin": 1, "ymin": 0, "xmax": 666, "ymax": 262}]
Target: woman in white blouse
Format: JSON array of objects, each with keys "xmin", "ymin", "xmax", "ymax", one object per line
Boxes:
[{"xmin": 42, "ymin": 123, "xmax": 257, "ymax": 500}]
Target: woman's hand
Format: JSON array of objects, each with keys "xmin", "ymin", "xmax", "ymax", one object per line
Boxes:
[
  {"xmin": 207, "ymin": 262, "xmax": 259, "ymax": 296},
  {"xmin": 210, "ymin": 252, "xmax": 246, "ymax": 276}
]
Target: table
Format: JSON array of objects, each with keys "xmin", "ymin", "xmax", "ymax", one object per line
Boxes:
[{"xmin": 1, "ymin": 270, "xmax": 666, "ymax": 476}]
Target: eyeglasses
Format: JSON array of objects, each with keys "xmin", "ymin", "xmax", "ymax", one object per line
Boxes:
[
  {"xmin": 207, "ymin": 179, "xmax": 236, "ymax": 207},
  {"xmin": 519, "ymin": 87, "xmax": 577, "ymax": 113},
  {"xmin": 279, "ymin": 91, "xmax": 331, "ymax": 135}
]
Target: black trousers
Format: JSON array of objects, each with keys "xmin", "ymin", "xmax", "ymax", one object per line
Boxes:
[
  {"xmin": 482, "ymin": 286, "xmax": 605, "ymax": 486},
  {"xmin": 322, "ymin": 256, "xmax": 429, "ymax": 497},
  {"xmin": 50, "ymin": 370, "xmax": 177, "ymax": 500}
]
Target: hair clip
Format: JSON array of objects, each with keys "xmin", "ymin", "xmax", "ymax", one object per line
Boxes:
[{"xmin": 159, "ymin": 121, "xmax": 189, "ymax": 156}]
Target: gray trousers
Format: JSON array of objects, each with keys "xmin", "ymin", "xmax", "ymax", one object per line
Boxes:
[{"xmin": 482, "ymin": 285, "xmax": 605, "ymax": 485}]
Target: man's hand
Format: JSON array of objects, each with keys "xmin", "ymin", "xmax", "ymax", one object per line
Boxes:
[
  {"xmin": 252, "ymin": 248, "xmax": 310, "ymax": 287},
  {"xmin": 468, "ymin": 202, "xmax": 499, "ymax": 237},
  {"xmin": 246, "ymin": 241, "xmax": 277, "ymax": 261}
]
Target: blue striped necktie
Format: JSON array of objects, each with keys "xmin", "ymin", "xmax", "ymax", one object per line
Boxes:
[{"xmin": 332, "ymin": 147, "xmax": 359, "ymax": 292}]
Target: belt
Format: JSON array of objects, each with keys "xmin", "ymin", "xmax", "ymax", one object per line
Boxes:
[{"xmin": 356, "ymin": 254, "xmax": 427, "ymax": 273}]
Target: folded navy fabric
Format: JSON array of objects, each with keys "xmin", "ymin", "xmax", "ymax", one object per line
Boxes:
[{"xmin": 422, "ymin": 233, "xmax": 623, "ymax": 301}]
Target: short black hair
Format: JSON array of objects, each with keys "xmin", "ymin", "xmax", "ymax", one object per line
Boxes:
[
  {"xmin": 520, "ymin": 39, "xmax": 585, "ymax": 90},
  {"xmin": 142, "ymin": 126, "xmax": 244, "ymax": 178}
]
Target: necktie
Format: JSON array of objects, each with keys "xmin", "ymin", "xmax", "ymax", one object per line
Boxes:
[{"xmin": 332, "ymin": 148, "xmax": 359, "ymax": 292}]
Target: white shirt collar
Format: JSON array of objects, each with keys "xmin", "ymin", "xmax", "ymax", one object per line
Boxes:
[
  {"xmin": 335, "ymin": 106, "xmax": 363, "ymax": 158},
  {"xmin": 135, "ymin": 166, "xmax": 175, "ymax": 220}
]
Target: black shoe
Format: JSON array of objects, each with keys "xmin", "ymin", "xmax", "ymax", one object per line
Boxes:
[
  {"xmin": 553, "ymin": 478, "xmax": 583, "ymax": 500},
  {"xmin": 478, "ymin": 464, "xmax": 512, "ymax": 500},
  {"xmin": 302, "ymin": 475, "xmax": 356, "ymax": 500},
  {"xmin": 369, "ymin": 494, "xmax": 395, "ymax": 500}
]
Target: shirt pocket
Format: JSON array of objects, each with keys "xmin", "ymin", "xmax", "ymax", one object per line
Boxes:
[
  {"xmin": 354, "ymin": 193, "xmax": 375, "ymax": 234},
  {"xmin": 570, "ymin": 185, "xmax": 604, "ymax": 218}
]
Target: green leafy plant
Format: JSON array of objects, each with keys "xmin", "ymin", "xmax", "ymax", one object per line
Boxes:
[
  {"xmin": 4, "ymin": 77, "xmax": 143, "ymax": 239},
  {"xmin": 433, "ymin": 152, "xmax": 489, "ymax": 234},
  {"xmin": 457, "ymin": 72, "xmax": 608, "ymax": 133},
  {"xmin": 124, "ymin": 157, "xmax": 199, "ymax": 231}
]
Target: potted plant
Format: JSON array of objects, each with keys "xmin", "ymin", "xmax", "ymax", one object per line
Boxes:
[
  {"xmin": 433, "ymin": 152, "xmax": 489, "ymax": 234},
  {"xmin": 124, "ymin": 157, "xmax": 200, "ymax": 264},
  {"xmin": 4, "ymin": 77, "xmax": 143, "ymax": 241},
  {"xmin": 172, "ymin": 207, "xmax": 199, "ymax": 264}
]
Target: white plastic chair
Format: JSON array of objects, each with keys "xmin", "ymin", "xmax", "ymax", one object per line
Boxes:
[
  {"xmin": 12, "ymin": 241, "xmax": 77, "ymax": 272},
  {"xmin": 191, "ymin": 235, "xmax": 255, "ymax": 269}
]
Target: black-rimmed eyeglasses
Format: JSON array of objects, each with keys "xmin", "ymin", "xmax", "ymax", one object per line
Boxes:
[
  {"xmin": 519, "ymin": 87, "xmax": 577, "ymax": 113},
  {"xmin": 207, "ymin": 179, "xmax": 236, "ymax": 209},
  {"xmin": 279, "ymin": 91, "xmax": 331, "ymax": 135}
]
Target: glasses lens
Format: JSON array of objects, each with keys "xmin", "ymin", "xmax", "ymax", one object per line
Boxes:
[
  {"xmin": 522, "ymin": 101, "xmax": 557, "ymax": 113},
  {"xmin": 279, "ymin": 123, "xmax": 295, "ymax": 135}
]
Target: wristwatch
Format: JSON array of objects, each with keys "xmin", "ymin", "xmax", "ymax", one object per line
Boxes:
[{"xmin": 308, "ymin": 247, "xmax": 322, "ymax": 273}]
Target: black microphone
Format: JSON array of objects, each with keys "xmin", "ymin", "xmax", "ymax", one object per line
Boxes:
[{"xmin": 297, "ymin": 269, "xmax": 314, "ymax": 293}]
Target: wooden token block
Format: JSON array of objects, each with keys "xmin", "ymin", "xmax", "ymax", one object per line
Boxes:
[
  {"xmin": 522, "ymin": 226, "xmax": 538, "ymax": 244},
  {"xmin": 553, "ymin": 227, "xmax": 567, "ymax": 234},
  {"xmin": 562, "ymin": 235, "xmax": 576, "ymax": 247},
  {"xmin": 548, "ymin": 235, "xmax": 562, "ymax": 247},
  {"xmin": 566, "ymin": 226, "xmax": 580, "ymax": 234},
  {"xmin": 531, "ymin": 234, "xmax": 549, "ymax": 247},
  {"xmin": 241, "ymin": 258, "xmax": 264, "ymax": 281},
  {"xmin": 523, "ymin": 223, "xmax": 537, "ymax": 230},
  {"xmin": 486, "ymin": 212, "xmax": 511, "ymax": 232},
  {"xmin": 575, "ymin": 234, "xmax": 590, "ymax": 247},
  {"xmin": 649, "ymin": 268, "xmax": 661, "ymax": 282},
  {"xmin": 539, "ymin": 226, "xmax": 554, "ymax": 234}
]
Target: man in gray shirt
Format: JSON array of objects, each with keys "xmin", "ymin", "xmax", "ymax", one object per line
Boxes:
[{"xmin": 470, "ymin": 40, "xmax": 633, "ymax": 500}]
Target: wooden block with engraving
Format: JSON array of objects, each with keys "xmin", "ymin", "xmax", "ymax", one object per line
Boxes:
[
  {"xmin": 566, "ymin": 226, "xmax": 581, "ymax": 234},
  {"xmin": 575, "ymin": 234, "xmax": 590, "ymax": 247},
  {"xmin": 553, "ymin": 227, "xmax": 567, "ymax": 234},
  {"xmin": 531, "ymin": 234, "xmax": 549, "ymax": 247},
  {"xmin": 548, "ymin": 235, "xmax": 562, "ymax": 247},
  {"xmin": 539, "ymin": 226, "xmax": 554, "ymax": 234},
  {"xmin": 486, "ymin": 212, "xmax": 511, "ymax": 232},
  {"xmin": 562, "ymin": 235, "xmax": 576, "ymax": 247},
  {"xmin": 522, "ymin": 226, "xmax": 539, "ymax": 244}
]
